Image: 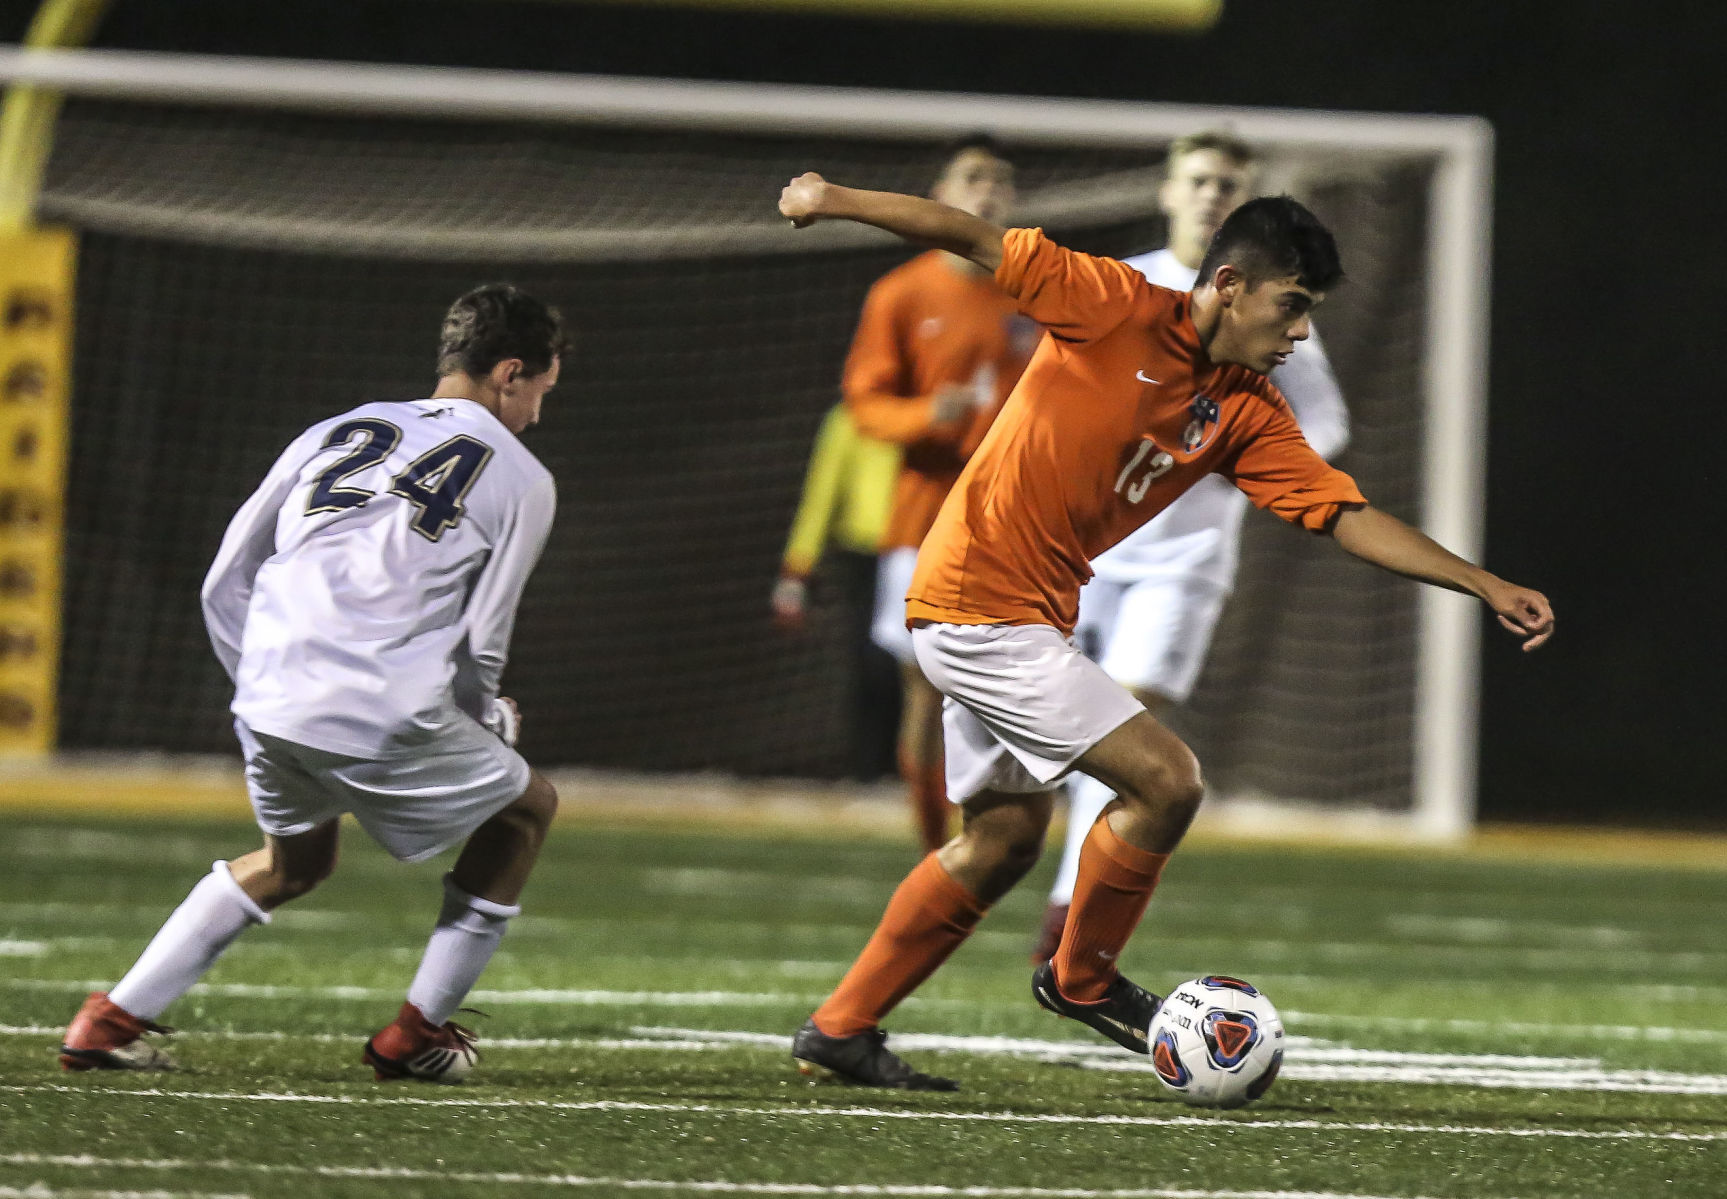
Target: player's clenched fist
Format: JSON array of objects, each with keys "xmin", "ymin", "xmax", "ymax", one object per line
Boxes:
[{"xmin": 780, "ymin": 172, "xmax": 827, "ymax": 227}]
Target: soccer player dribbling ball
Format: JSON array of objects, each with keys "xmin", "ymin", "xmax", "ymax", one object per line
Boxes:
[
  {"xmin": 779, "ymin": 171, "xmax": 1553, "ymax": 1091},
  {"xmin": 1034, "ymin": 131, "xmax": 1354, "ymax": 963},
  {"xmin": 60, "ymin": 285, "xmax": 566, "ymax": 1083}
]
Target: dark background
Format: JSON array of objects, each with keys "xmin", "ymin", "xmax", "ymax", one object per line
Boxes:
[{"xmin": 3, "ymin": 0, "xmax": 1718, "ymax": 828}]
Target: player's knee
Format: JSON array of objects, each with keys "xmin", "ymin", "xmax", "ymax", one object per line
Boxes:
[
  {"xmin": 503, "ymin": 773, "xmax": 559, "ymax": 840},
  {"xmin": 1123, "ymin": 743, "xmax": 1205, "ymax": 818}
]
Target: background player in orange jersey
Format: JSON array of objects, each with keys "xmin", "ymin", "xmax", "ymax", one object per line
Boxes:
[
  {"xmin": 840, "ymin": 135, "xmax": 1037, "ymax": 852},
  {"xmin": 778, "ymin": 172, "xmax": 1554, "ymax": 1091}
]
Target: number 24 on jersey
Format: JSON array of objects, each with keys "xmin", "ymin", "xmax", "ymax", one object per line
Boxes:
[{"xmin": 306, "ymin": 418, "xmax": 495, "ymax": 542}]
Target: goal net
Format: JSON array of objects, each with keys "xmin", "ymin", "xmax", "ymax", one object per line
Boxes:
[{"xmin": 7, "ymin": 49, "xmax": 1490, "ymax": 838}]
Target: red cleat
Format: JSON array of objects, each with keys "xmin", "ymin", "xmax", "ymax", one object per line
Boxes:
[
  {"xmin": 1029, "ymin": 901, "xmax": 1069, "ymax": 965},
  {"xmin": 363, "ymin": 1001, "xmax": 479, "ymax": 1083},
  {"xmin": 60, "ymin": 991, "xmax": 177, "ymax": 1072}
]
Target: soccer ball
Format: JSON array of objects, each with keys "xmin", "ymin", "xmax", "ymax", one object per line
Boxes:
[{"xmin": 1146, "ymin": 975, "xmax": 1284, "ymax": 1109}]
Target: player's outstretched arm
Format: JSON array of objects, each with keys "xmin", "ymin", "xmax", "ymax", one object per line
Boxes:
[
  {"xmin": 1330, "ymin": 505, "xmax": 1554, "ymax": 651},
  {"xmin": 780, "ymin": 172, "xmax": 1007, "ymax": 272}
]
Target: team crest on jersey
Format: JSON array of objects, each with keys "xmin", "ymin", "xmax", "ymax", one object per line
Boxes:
[{"xmin": 1181, "ymin": 395, "xmax": 1220, "ymax": 453}]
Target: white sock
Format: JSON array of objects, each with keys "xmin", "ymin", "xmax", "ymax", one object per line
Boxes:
[
  {"xmin": 109, "ymin": 860, "xmax": 271, "ymax": 1021},
  {"xmin": 405, "ymin": 875, "xmax": 519, "ymax": 1026},
  {"xmin": 1050, "ymin": 775, "xmax": 1118, "ymax": 905}
]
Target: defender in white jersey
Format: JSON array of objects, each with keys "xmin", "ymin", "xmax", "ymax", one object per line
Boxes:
[
  {"xmin": 1033, "ymin": 134, "xmax": 1351, "ymax": 961},
  {"xmin": 61, "ymin": 285, "xmax": 566, "ymax": 1083}
]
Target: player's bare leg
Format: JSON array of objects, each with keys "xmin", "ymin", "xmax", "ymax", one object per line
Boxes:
[
  {"xmin": 795, "ymin": 790, "xmax": 1053, "ymax": 1089},
  {"xmin": 366, "ymin": 770, "xmax": 560, "ymax": 1083},
  {"xmin": 1030, "ymin": 712, "xmax": 1200, "ymax": 1053},
  {"xmin": 937, "ymin": 789, "xmax": 1053, "ymax": 903},
  {"xmin": 228, "ymin": 820, "xmax": 343, "ymax": 909},
  {"xmin": 898, "ymin": 662, "xmax": 950, "ymax": 852},
  {"xmin": 61, "ymin": 822, "xmax": 338, "ymax": 1071},
  {"xmin": 1072, "ymin": 708, "xmax": 1201, "ymax": 855},
  {"xmin": 449, "ymin": 769, "xmax": 560, "ymax": 906},
  {"xmin": 1033, "ymin": 689, "xmax": 1173, "ymax": 962}
]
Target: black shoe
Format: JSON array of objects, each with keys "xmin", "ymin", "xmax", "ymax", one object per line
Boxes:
[
  {"xmin": 791, "ymin": 1018, "xmax": 959, "ymax": 1091},
  {"xmin": 1031, "ymin": 960, "xmax": 1161, "ymax": 1054}
]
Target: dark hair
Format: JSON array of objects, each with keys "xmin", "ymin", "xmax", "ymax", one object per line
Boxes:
[
  {"xmin": 1195, "ymin": 195, "xmax": 1344, "ymax": 293},
  {"xmin": 436, "ymin": 284, "xmax": 567, "ymax": 379},
  {"xmin": 932, "ymin": 132, "xmax": 1009, "ymax": 185}
]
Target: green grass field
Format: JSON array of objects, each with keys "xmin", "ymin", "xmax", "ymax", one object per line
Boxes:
[{"xmin": 2, "ymin": 809, "xmax": 1724, "ymax": 1198}]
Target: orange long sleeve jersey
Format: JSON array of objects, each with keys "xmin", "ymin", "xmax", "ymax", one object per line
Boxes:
[
  {"xmin": 907, "ymin": 227, "xmax": 1367, "ymax": 636},
  {"xmin": 842, "ymin": 250, "xmax": 1038, "ymax": 551}
]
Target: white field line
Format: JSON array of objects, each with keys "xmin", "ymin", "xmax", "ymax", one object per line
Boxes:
[
  {"xmin": 0, "ymin": 1189, "xmax": 250, "ymax": 1199},
  {"xmin": 0, "ymin": 1160, "xmax": 1460, "ymax": 1199},
  {"xmin": 0, "ymin": 1023, "xmax": 1540, "ymax": 1066},
  {"xmin": 1283, "ymin": 1009, "xmax": 1727, "ymax": 1045},
  {"xmin": 3, "ymin": 1091, "xmax": 1722, "ymax": 1143},
  {"xmin": 0, "ymin": 979, "xmax": 804, "ymax": 1005},
  {"xmin": 630, "ymin": 1026, "xmax": 1604, "ymax": 1070},
  {"xmin": 623, "ymin": 1027, "xmax": 1727, "ymax": 1096},
  {"xmin": 7, "ymin": 1019, "xmax": 1727, "ymax": 1096},
  {"xmin": 8, "ymin": 975, "xmax": 1727, "ymax": 1046},
  {"xmin": 0, "ymin": 1024, "xmax": 762, "ymax": 1052},
  {"xmin": 9, "ymin": 901, "xmax": 1725, "ymax": 978},
  {"xmin": 1382, "ymin": 914, "xmax": 1648, "ymax": 947},
  {"xmin": 0, "ymin": 1022, "xmax": 1645, "ymax": 1070}
]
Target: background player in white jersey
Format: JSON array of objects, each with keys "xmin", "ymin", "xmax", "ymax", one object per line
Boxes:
[
  {"xmin": 1032, "ymin": 133, "xmax": 1352, "ymax": 960},
  {"xmin": 59, "ymin": 284, "xmax": 565, "ymax": 1083}
]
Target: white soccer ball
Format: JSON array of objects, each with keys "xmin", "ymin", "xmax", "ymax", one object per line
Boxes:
[{"xmin": 1146, "ymin": 975, "xmax": 1285, "ymax": 1109}]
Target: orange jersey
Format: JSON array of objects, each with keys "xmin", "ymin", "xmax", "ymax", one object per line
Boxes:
[
  {"xmin": 907, "ymin": 227, "xmax": 1367, "ymax": 635},
  {"xmin": 843, "ymin": 250, "xmax": 1037, "ymax": 550}
]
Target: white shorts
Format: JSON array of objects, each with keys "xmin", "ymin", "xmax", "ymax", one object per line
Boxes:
[
  {"xmin": 870, "ymin": 546, "xmax": 920, "ymax": 665},
  {"xmin": 1074, "ymin": 574, "xmax": 1228, "ymax": 702},
  {"xmin": 912, "ymin": 622, "xmax": 1145, "ymax": 802},
  {"xmin": 235, "ymin": 718, "xmax": 532, "ymax": 864}
]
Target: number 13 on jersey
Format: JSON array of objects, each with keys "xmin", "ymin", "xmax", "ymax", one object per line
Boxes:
[{"xmin": 1113, "ymin": 437, "xmax": 1175, "ymax": 504}]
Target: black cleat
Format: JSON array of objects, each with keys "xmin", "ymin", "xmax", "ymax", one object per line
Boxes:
[
  {"xmin": 1031, "ymin": 960, "xmax": 1161, "ymax": 1054},
  {"xmin": 791, "ymin": 1018, "xmax": 959, "ymax": 1091}
]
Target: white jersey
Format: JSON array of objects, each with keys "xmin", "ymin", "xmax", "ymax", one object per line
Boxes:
[
  {"xmin": 202, "ymin": 397, "xmax": 555, "ymax": 759},
  {"xmin": 1088, "ymin": 248, "xmax": 1350, "ymax": 589}
]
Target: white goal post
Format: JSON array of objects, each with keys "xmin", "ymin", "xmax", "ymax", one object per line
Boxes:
[{"xmin": 0, "ymin": 45, "xmax": 1492, "ymax": 841}]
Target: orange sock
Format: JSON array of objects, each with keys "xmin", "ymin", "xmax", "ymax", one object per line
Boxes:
[
  {"xmin": 900, "ymin": 751, "xmax": 950, "ymax": 852},
  {"xmin": 812, "ymin": 853, "xmax": 987, "ymax": 1038},
  {"xmin": 1052, "ymin": 815, "xmax": 1169, "ymax": 1003}
]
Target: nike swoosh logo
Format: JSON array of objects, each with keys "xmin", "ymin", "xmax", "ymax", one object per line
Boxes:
[
  {"xmin": 1136, "ymin": 371, "xmax": 1160, "ymax": 384},
  {"xmin": 1097, "ymin": 1012, "xmax": 1142, "ymax": 1038}
]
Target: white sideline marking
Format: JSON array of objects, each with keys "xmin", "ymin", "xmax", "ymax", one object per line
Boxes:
[
  {"xmin": 4, "ymin": 1089, "xmax": 1723, "ymax": 1142},
  {"xmin": 1284, "ymin": 1010, "xmax": 1727, "ymax": 1045},
  {"xmin": 14, "ymin": 978, "xmax": 1727, "ymax": 1039},
  {"xmin": 629, "ymin": 1027, "xmax": 1727, "ymax": 1096},
  {"xmin": 634, "ymin": 1026, "xmax": 1605, "ymax": 1070},
  {"xmin": 1383, "ymin": 914, "xmax": 1647, "ymax": 946},
  {"xmin": 0, "ymin": 1024, "xmax": 736, "ymax": 1051},
  {"xmin": 10, "ymin": 1021, "xmax": 1727, "ymax": 1094},
  {"xmin": 0, "ymin": 1188, "xmax": 250, "ymax": 1199},
  {"xmin": 0, "ymin": 940, "xmax": 48, "ymax": 956},
  {"xmin": 0, "ymin": 1160, "xmax": 1455, "ymax": 1199},
  {"xmin": 0, "ymin": 979, "xmax": 802, "ymax": 1006},
  {"xmin": 645, "ymin": 867, "xmax": 882, "ymax": 903}
]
